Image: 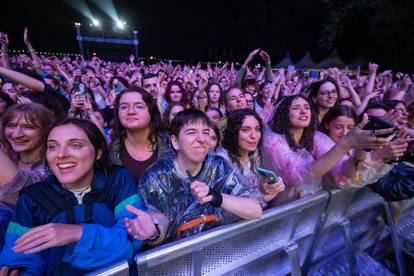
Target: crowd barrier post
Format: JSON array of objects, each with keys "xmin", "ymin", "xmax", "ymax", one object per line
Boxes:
[{"xmin": 383, "ymin": 202, "xmax": 407, "ymax": 276}]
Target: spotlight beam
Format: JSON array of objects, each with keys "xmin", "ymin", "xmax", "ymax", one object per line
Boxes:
[
  {"xmin": 63, "ymin": 0, "xmax": 94, "ymax": 21},
  {"xmin": 90, "ymin": 0, "xmax": 119, "ymax": 22}
]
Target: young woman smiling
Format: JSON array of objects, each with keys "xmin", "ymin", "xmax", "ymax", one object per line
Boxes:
[
  {"xmin": 0, "ymin": 104, "xmax": 54, "ymax": 242},
  {"xmin": 0, "ymin": 118, "xmax": 147, "ymax": 275},
  {"xmin": 262, "ymin": 95, "xmax": 393, "ymax": 204},
  {"xmin": 308, "ymin": 78, "xmax": 340, "ymax": 125}
]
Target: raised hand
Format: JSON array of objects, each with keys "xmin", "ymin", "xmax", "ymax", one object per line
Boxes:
[
  {"xmin": 341, "ymin": 114, "xmax": 394, "ymax": 151},
  {"xmin": 244, "ymin": 49, "xmax": 261, "ymax": 65},
  {"xmin": 0, "ymin": 32, "xmax": 9, "ymax": 48},
  {"xmin": 259, "ymin": 50, "xmax": 271, "ymax": 65},
  {"xmin": 372, "ymin": 139, "xmax": 410, "ymax": 162},
  {"xmin": 401, "ymin": 74, "xmax": 412, "ymax": 91},
  {"xmin": 23, "ymin": 27, "xmax": 32, "ymax": 47},
  {"xmin": 197, "ymin": 70, "xmax": 209, "ymax": 92},
  {"xmin": 368, "ymin": 62, "xmax": 379, "ymax": 75},
  {"xmin": 259, "ymin": 98, "xmax": 275, "ymax": 124}
]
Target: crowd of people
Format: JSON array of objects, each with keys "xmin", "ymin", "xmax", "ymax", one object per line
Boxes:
[{"xmin": 0, "ymin": 29, "xmax": 413, "ymax": 275}]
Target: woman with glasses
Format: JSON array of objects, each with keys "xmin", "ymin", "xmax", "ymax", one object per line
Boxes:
[
  {"xmin": 110, "ymin": 87, "xmax": 171, "ymax": 182},
  {"xmin": 307, "ymin": 78, "xmax": 340, "ymax": 125}
]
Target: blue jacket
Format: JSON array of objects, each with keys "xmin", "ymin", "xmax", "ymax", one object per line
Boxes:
[{"xmin": 0, "ymin": 166, "xmax": 144, "ymax": 275}]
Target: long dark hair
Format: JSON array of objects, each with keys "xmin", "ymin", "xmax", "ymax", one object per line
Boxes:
[
  {"xmin": 320, "ymin": 105, "xmax": 357, "ymax": 134},
  {"xmin": 307, "ymin": 77, "xmax": 340, "ymax": 118},
  {"xmin": 45, "ymin": 118, "xmax": 111, "ymax": 170},
  {"xmin": 162, "ymin": 102, "xmax": 185, "ymax": 129},
  {"xmin": 112, "ymin": 87, "xmax": 162, "ymax": 149},
  {"xmin": 206, "ymin": 82, "xmax": 223, "ymax": 107},
  {"xmin": 256, "ymin": 81, "xmax": 272, "ymax": 108},
  {"xmin": 307, "ymin": 77, "xmax": 340, "ymax": 103},
  {"xmin": 269, "ymin": 95, "xmax": 316, "ymax": 152},
  {"xmin": 222, "ymin": 108, "xmax": 263, "ymax": 167}
]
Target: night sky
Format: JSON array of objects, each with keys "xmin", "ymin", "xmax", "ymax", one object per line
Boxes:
[{"xmin": 1, "ymin": 0, "xmax": 414, "ymax": 70}]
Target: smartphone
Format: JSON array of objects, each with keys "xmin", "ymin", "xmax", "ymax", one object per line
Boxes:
[
  {"xmin": 73, "ymin": 83, "xmax": 86, "ymax": 101},
  {"xmin": 114, "ymin": 83, "xmax": 122, "ymax": 94},
  {"xmin": 362, "ymin": 117, "xmax": 395, "ymax": 138},
  {"xmin": 256, "ymin": 167, "xmax": 278, "ymax": 184}
]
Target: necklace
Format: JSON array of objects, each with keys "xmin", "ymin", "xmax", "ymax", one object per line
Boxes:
[
  {"xmin": 70, "ymin": 185, "xmax": 91, "ymax": 197},
  {"xmin": 19, "ymin": 157, "xmax": 38, "ymax": 165}
]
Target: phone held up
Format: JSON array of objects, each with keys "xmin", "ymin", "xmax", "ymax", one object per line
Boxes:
[
  {"xmin": 73, "ymin": 83, "xmax": 86, "ymax": 101},
  {"xmin": 362, "ymin": 117, "xmax": 395, "ymax": 138},
  {"xmin": 114, "ymin": 83, "xmax": 122, "ymax": 94},
  {"xmin": 362, "ymin": 116, "xmax": 395, "ymax": 152},
  {"xmin": 256, "ymin": 167, "xmax": 279, "ymax": 184}
]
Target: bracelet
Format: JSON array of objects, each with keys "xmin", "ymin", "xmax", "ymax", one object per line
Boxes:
[
  {"xmin": 208, "ymin": 187, "xmax": 223, "ymax": 207},
  {"xmin": 146, "ymin": 223, "xmax": 161, "ymax": 243}
]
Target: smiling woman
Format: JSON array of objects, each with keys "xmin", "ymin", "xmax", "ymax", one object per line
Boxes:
[
  {"xmin": 263, "ymin": 95, "xmax": 393, "ymax": 205},
  {"xmin": 0, "ymin": 103, "xmax": 54, "ymax": 247},
  {"xmin": 0, "ymin": 118, "xmax": 147, "ymax": 275}
]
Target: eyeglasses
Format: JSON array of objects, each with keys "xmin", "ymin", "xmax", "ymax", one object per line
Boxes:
[
  {"xmin": 319, "ymin": 89, "xmax": 338, "ymax": 97},
  {"xmin": 118, "ymin": 103, "xmax": 147, "ymax": 113}
]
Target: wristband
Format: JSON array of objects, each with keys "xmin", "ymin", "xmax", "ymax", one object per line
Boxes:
[
  {"xmin": 146, "ymin": 223, "xmax": 161, "ymax": 243},
  {"xmin": 208, "ymin": 187, "xmax": 223, "ymax": 207}
]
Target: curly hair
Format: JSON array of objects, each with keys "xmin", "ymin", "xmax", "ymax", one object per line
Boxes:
[
  {"xmin": 269, "ymin": 95, "xmax": 316, "ymax": 152},
  {"xmin": 112, "ymin": 87, "xmax": 162, "ymax": 149},
  {"xmin": 222, "ymin": 108, "xmax": 263, "ymax": 169}
]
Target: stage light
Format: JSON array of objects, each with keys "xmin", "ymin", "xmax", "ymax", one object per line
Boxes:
[
  {"xmin": 75, "ymin": 22, "xmax": 81, "ymax": 27},
  {"xmin": 116, "ymin": 20, "xmax": 126, "ymax": 29},
  {"xmin": 116, "ymin": 20, "xmax": 124, "ymax": 29},
  {"xmin": 92, "ymin": 19, "xmax": 100, "ymax": 26}
]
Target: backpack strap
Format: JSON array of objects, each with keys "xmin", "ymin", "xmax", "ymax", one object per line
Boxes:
[
  {"xmin": 84, "ymin": 166, "xmax": 119, "ymax": 222},
  {"xmin": 24, "ymin": 183, "xmax": 74, "ymax": 223}
]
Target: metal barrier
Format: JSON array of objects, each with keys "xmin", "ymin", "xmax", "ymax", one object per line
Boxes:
[{"xmin": 90, "ymin": 188, "xmax": 406, "ymax": 276}]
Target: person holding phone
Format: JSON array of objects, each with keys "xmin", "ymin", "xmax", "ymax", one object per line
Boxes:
[
  {"xmin": 262, "ymin": 95, "xmax": 394, "ymax": 204},
  {"xmin": 217, "ymin": 109, "xmax": 285, "ymax": 204}
]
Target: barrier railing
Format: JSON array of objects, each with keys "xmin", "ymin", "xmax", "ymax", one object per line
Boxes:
[{"xmin": 89, "ymin": 188, "xmax": 406, "ymax": 276}]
